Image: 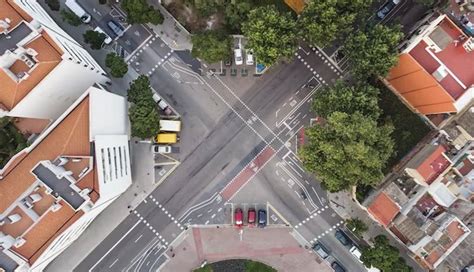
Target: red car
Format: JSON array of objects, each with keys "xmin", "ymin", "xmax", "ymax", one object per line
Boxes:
[
  {"xmin": 248, "ymin": 208, "xmax": 256, "ymax": 225},
  {"xmin": 234, "ymin": 208, "xmax": 243, "ymax": 227}
]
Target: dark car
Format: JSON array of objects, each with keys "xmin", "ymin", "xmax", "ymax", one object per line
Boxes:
[
  {"xmin": 312, "ymin": 243, "xmax": 330, "ymax": 259},
  {"xmin": 107, "ymin": 20, "xmax": 124, "ymax": 37},
  {"xmin": 258, "ymin": 209, "xmax": 266, "ymax": 227},
  {"xmin": 331, "ymin": 261, "xmax": 346, "ymax": 272},
  {"xmin": 335, "ymin": 229, "xmax": 351, "ymax": 246},
  {"xmin": 376, "ymin": 0, "xmax": 401, "ymax": 20},
  {"xmin": 248, "ymin": 208, "xmax": 256, "ymax": 225}
]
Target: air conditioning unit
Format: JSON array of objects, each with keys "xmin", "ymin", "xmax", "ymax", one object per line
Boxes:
[{"xmin": 462, "ymin": 38, "xmax": 474, "ymax": 52}]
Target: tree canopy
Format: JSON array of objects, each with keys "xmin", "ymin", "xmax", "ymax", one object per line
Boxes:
[
  {"xmin": 242, "ymin": 5, "xmax": 297, "ymax": 66},
  {"xmin": 191, "ymin": 30, "xmax": 232, "ymax": 64},
  {"xmin": 361, "ymin": 235, "xmax": 412, "ymax": 272},
  {"xmin": 60, "ymin": 9, "xmax": 82, "ymax": 26},
  {"xmin": 83, "ymin": 30, "xmax": 106, "ymax": 50},
  {"xmin": 297, "ymin": 0, "xmax": 372, "ymax": 47},
  {"xmin": 299, "ymin": 112, "xmax": 394, "ymax": 192},
  {"xmin": 127, "ymin": 76, "xmax": 160, "ymax": 138},
  {"xmin": 346, "ymin": 218, "xmax": 368, "ymax": 237},
  {"xmin": 344, "ymin": 24, "xmax": 404, "ymax": 79},
  {"xmin": 312, "ymin": 81, "xmax": 381, "ymax": 120},
  {"xmin": 224, "ymin": 1, "xmax": 252, "ymax": 33},
  {"xmin": 122, "ymin": 0, "xmax": 164, "ymax": 25},
  {"xmin": 105, "ymin": 53, "xmax": 128, "ymax": 78}
]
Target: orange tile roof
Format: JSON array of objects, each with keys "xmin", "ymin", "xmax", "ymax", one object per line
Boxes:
[
  {"xmin": 284, "ymin": 0, "xmax": 305, "ymax": 13},
  {"xmin": 0, "ymin": 35, "xmax": 62, "ymax": 110},
  {"xmin": 0, "ymin": 96, "xmax": 91, "ymax": 213},
  {"xmin": 0, "ymin": 0, "xmax": 23, "ymax": 32},
  {"xmin": 0, "ymin": 206, "xmax": 34, "ymax": 238},
  {"xmin": 415, "ymin": 145, "xmax": 449, "ymax": 184},
  {"xmin": 11, "ymin": 200, "xmax": 77, "ymax": 260},
  {"xmin": 368, "ymin": 192, "xmax": 400, "ymax": 227},
  {"xmin": 444, "ymin": 220, "xmax": 466, "ymax": 249},
  {"xmin": 387, "ymin": 54, "xmax": 456, "ymax": 115}
]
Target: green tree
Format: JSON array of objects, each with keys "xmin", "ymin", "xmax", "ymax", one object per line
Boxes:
[
  {"xmin": 242, "ymin": 5, "xmax": 297, "ymax": 66},
  {"xmin": 46, "ymin": 0, "xmax": 60, "ymax": 11},
  {"xmin": 122, "ymin": 0, "xmax": 164, "ymax": 25},
  {"xmin": 300, "ymin": 112, "xmax": 394, "ymax": 192},
  {"xmin": 60, "ymin": 9, "xmax": 82, "ymax": 26},
  {"xmin": 346, "ymin": 218, "xmax": 368, "ymax": 237},
  {"xmin": 344, "ymin": 24, "xmax": 404, "ymax": 79},
  {"xmin": 313, "ymin": 81, "xmax": 381, "ymax": 120},
  {"xmin": 105, "ymin": 53, "xmax": 128, "ymax": 78},
  {"xmin": 129, "ymin": 100, "xmax": 160, "ymax": 139},
  {"xmin": 83, "ymin": 30, "xmax": 106, "ymax": 50},
  {"xmin": 224, "ymin": 1, "xmax": 252, "ymax": 33},
  {"xmin": 297, "ymin": 0, "xmax": 372, "ymax": 47},
  {"xmin": 127, "ymin": 76, "xmax": 160, "ymax": 139},
  {"xmin": 191, "ymin": 30, "xmax": 231, "ymax": 63},
  {"xmin": 99, "ymin": 0, "xmax": 107, "ymax": 4},
  {"xmin": 361, "ymin": 235, "xmax": 412, "ymax": 272},
  {"xmin": 127, "ymin": 75, "xmax": 153, "ymax": 104}
]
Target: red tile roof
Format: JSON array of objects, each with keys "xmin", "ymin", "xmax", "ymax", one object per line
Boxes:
[
  {"xmin": 368, "ymin": 192, "xmax": 400, "ymax": 227},
  {"xmin": 416, "ymin": 145, "xmax": 450, "ymax": 184}
]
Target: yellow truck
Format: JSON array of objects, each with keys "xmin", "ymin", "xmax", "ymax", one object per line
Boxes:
[{"xmin": 154, "ymin": 133, "xmax": 178, "ymax": 144}]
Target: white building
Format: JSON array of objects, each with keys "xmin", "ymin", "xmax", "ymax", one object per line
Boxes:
[
  {"xmin": 0, "ymin": 86, "xmax": 131, "ymax": 272},
  {"xmin": 0, "ymin": 0, "xmax": 108, "ymax": 121}
]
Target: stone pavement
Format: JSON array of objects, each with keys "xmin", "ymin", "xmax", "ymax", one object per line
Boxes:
[
  {"xmin": 327, "ymin": 190, "xmax": 425, "ymax": 272},
  {"xmin": 146, "ymin": 2, "xmax": 192, "ymax": 51},
  {"xmin": 161, "ymin": 226, "xmax": 333, "ymax": 272}
]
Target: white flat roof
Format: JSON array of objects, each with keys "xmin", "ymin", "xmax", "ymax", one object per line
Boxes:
[{"xmin": 89, "ymin": 87, "xmax": 128, "ymax": 140}]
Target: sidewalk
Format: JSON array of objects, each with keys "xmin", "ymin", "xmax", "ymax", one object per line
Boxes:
[
  {"xmin": 327, "ymin": 190, "xmax": 425, "ymax": 272},
  {"xmin": 161, "ymin": 226, "xmax": 333, "ymax": 272},
  {"xmin": 145, "ymin": 2, "xmax": 192, "ymax": 51}
]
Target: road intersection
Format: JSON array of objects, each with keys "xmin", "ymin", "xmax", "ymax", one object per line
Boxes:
[{"xmin": 70, "ymin": 20, "xmax": 372, "ymax": 270}]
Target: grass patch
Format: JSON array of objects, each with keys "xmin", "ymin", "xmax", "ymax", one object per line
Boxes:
[
  {"xmin": 194, "ymin": 265, "xmax": 213, "ymax": 272},
  {"xmin": 0, "ymin": 117, "xmax": 27, "ymax": 168},
  {"xmin": 193, "ymin": 260, "xmax": 276, "ymax": 272},
  {"xmin": 244, "ymin": 260, "xmax": 276, "ymax": 272},
  {"xmin": 377, "ymin": 83, "xmax": 431, "ymax": 172}
]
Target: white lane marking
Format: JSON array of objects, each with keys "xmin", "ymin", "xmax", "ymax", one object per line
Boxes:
[
  {"xmin": 134, "ymin": 234, "xmax": 143, "ymax": 243},
  {"xmin": 109, "ymin": 258, "xmax": 119, "ymax": 268},
  {"xmin": 89, "ymin": 219, "xmax": 141, "ymax": 271}
]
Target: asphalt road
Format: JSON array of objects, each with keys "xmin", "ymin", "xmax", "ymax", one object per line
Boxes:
[{"xmin": 49, "ymin": 1, "xmax": 425, "ymax": 272}]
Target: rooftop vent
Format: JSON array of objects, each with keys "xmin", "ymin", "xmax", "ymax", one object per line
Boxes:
[
  {"xmin": 7, "ymin": 214, "xmax": 21, "ymax": 224},
  {"xmin": 432, "ymin": 66, "xmax": 448, "ymax": 82}
]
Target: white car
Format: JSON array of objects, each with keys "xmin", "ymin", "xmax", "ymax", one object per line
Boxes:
[
  {"xmin": 93, "ymin": 26, "xmax": 112, "ymax": 45},
  {"xmin": 234, "ymin": 48, "xmax": 243, "ymax": 65},
  {"xmin": 246, "ymin": 50, "xmax": 254, "ymax": 65},
  {"xmin": 152, "ymin": 93, "xmax": 172, "ymax": 115},
  {"xmin": 152, "ymin": 145, "xmax": 172, "ymax": 154},
  {"xmin": 349, "ymin": 246, "xmax": 363, "ymax": 263}
]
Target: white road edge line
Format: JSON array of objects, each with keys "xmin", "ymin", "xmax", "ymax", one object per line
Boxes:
[{"xmin": 89, "ymin": 219, "xmax": 142, "ymax": 271}]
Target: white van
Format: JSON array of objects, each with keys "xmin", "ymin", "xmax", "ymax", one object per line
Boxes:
[
  {"xmin": 159, "ymin": 120, "xmax": 181, "ymax": 132},
  {"xmin": 65, "ymin": 0, "xmax": 91, "ymax": 23}
]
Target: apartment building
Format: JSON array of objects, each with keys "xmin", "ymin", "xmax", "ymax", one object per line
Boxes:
[
  {"xmin": 364, "ymin": 107, "xmax": 474, "ymax": 270},
  {"xmin": 0, "ymin": 85, "xmax": 131, "ymax": 272},
  {"xmin": 384, "ymin": 13, "xmax": 474, "ymax": 127},
  {"xmin": 0, "ymin": 0, "xmax": 108, "ymax": 121}
]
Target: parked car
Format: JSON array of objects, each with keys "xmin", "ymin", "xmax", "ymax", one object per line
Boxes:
[
  {"xmin": 93, "ymin": 26, "xmax": 112, "ymax": 45},
  {"xmin": 152, "ymin": 93, "xmax": 172, "ymax": 115},
  {"xmin": 248, "ymin": 208, "xmax": 256, "ymax": 225},
  {"xmin": 235, "ymin": 208, "xmax": 243, "ymax": 227},
  {"xmin": 331, "ymin": 261, "xmax": 346, "ymax": 272},
  {"xmin": 246, "ymin": 50, "xmax": 254, "ymax": 65},
  {"xmin": 258, "ymin": 209, "xmax": 266, "ymax": 227},
  {"xmin": 65, "ymin": 0, "xmax": 91, "ymax": 23},
  {"xmin": 376, "ymin": 0, "xmax": 401, "ymax": 20},
  {"xmin": 312, "ymin": 243, "xmax": 330, "ymax": 259},
  {"xmin": 152, "ymin": 145, "xmax": 172, "ymax": 154},
  {"xmin": 335, "ymin": 229, "xmax": 351, "ymax": 246},
  {"xmin": 107, "ymin": 20, "xmax": 124, "ymax": 37},
  {"xmin": 234, "ymin": 48, "xmax": 243, "ymax": 65},
  {"xmin": 349, "ymin": 246, "xmax": 363, "ymax": 263}
]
